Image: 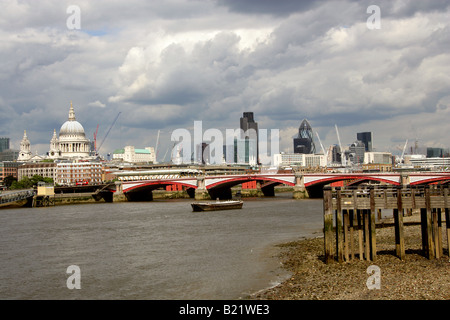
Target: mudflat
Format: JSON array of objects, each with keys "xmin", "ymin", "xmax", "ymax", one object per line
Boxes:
[{"xmin": 252, "ymin": 214, "xmax": 450, "ymax": 300}]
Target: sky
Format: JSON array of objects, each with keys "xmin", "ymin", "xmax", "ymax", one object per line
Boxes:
[{"xmin": 1, "ymin": 0, "xmax": 450, "ymax": 161}]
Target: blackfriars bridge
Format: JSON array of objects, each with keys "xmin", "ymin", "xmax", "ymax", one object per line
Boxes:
[{"xmin": 109, "ymin": 170, "xmax": 450, "ymax": 201}]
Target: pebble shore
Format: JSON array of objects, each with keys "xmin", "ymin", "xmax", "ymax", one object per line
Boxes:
[{"xmin": 251, "ymin": 214, "xmax": 450, "ymax": 300}]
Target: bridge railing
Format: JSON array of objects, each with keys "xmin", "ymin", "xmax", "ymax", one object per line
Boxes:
[{"xmin": 0, "ymin": 189, "xmax": 34, "ymax": 205}]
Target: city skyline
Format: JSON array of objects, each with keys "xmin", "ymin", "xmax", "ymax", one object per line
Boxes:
[{"xmin": 1, "ymin": 1, "xmax": 450, "ymax": 158}]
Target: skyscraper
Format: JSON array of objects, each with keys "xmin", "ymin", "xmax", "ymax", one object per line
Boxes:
[
  {"xmin": 233, "ymin": 138, "xmax": 257, "ymax": 165},
  {"xmin": 349, "ymin": 140, "xmax": 365, "ymax": 164},
  {"xmin": 240, "ymin": 112, "xmax": 259, "ymax": 164},
  {"xmin": 0, "ymin": 137, "xmax": 9, "ymax": 153},
  {"xmin": 357, "ymin": 132, "xmax": 372, "ymax": 152},
  {"xmin": 426, "ymin": 147, "xmax": 444, "ymax": 158},
  {"xmin": 327, "ymin": 144, "xmax": 341, "ymax": 164},
  {"xmin": 196, "ymin": 142, "xmax": 210, "ymax": 164},
  {"xmin": 293, "ymin": 119, "xmax": 316, "ymax": 154}
]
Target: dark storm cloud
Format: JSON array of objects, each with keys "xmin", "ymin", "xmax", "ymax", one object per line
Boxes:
[
  {"xmin": 216, "ymin": 0, "xmax": 325, "ymax": 16},
  {"xmin": 376, "ymin": 0, "xmax": 450, "ymax": 18},
  {"xmin": 217, "ymin": 0, "xmax": 450, "ymax": 19}
]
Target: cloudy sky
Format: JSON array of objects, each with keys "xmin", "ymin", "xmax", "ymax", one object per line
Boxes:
[{"xmin": 1, "ymin": 0, "xmax": 450, "ymax": 161}]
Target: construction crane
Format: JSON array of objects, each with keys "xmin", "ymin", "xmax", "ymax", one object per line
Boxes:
[
  {"xmin": 93, "ymin": 124, "xmax": 99, "ymax": 153},
  {"xmin": 163, "ymin": 142, "xmax": 176, "ymax": 163},
  {"xmin": 399, "ymin": 139, "xmax": 409, "ymax": 163},
  {"xmin": 315, "ymin": 131, "xmax": 328, "ymax": 166},
  {"xmin": 97, "ymin": 112, "xmax": 121, "ymax": 154},
  {"xmin": 315, "ymin": 132, "xmax": 327, "ymax": 156},
  {"xmin": 335, "ymin": 124, "xmax": 346, "ymax": 167}
]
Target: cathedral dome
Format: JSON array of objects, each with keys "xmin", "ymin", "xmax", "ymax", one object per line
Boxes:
[
  {"xmin": 59, "ymin": 120, "xmax": 86, "ymax": 137},
  {"xmin": 58, "ymin": 102, "xmax": 87, "ymax": 139},
  {"xmin": 47, "ymin": 101, "xmax": 91, "ymax": 159}
]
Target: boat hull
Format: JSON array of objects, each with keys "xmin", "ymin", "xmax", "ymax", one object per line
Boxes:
[{"xmin": 191, "ymin": 201, "xmax": 243, "ymax": 212}]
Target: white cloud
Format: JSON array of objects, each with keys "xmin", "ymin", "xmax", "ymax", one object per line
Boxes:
[
  {"xmin": 1, "ymin": 0, "xmax": 449, "ymax": 157},
  {"xmin": 88, "ymin": 100, "xmax": 106, "ymax": 108}
]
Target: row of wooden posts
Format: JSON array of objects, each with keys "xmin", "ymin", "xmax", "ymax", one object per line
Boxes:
[{"xmin": 323, "ymin": 185, "xmax": 450, "ymax": 263}]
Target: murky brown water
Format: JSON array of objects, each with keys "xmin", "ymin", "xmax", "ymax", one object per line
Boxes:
[{"xmin": 0, "ymin": 194, "xmax": 323, "ymax": 299}]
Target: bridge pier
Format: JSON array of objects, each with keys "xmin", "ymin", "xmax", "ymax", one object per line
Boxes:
[
  {"xmin": 93, "ymin": 191, "xmax": 114, "ymax": 202},
  {"xmin": 400, "ymin": 173, "xmax": 410, "ymax": 186},
  {"xmin": 113, "ymin": 181, "xmax": 127, "ymax": 202},
  {"xmin": 195, "ymin": 176, "xmax": 211, "ymax": 200},
  {"xmin": 293, "ymin": 173, "xmax": 309, "ymax": 199},
  {"xmin": 254, "ymin": 181, "xmax": 264, "ymax": 197}
]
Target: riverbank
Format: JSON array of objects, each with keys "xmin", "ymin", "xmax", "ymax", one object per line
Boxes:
[{"xmin": 250, "ymin": 213, "xmax": 449, "ymax": 300}]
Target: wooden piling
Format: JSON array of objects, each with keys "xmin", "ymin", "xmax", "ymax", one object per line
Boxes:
[
  {"xmin": 349, "ymin": 210, "xmax": 355, "ymax": 260},
  {"xmin": 446, "ymin": 208, "xmax": 450, "ymax": 258},
  {"xmin": 394, "ymin": 187, "xmax": 405, "ymax": 260},
  {"xmin": 369, "ymin": 188, "xmax": 377, "ymax": 261},
  {"xmin": 323, "ymin": 188, "xmax": 334, "ymax": 263},
  {"xmin": 335, "ymin": 189, "xmax": 344, "ymax": 262},
  {"xmin": 437, "ymin": 208, "xmax": 443, "ymax": 258},
  {"xmin": 343, "ymin": 210, "xmax": 350, "ymax": 261},
  {"xmin": 357, "ymin": 210, "xmax": 363, "ymax": 260},
  {"xmin": 421, "ymin": 187, "xmax": 435, "ymax": 259},
  {"xmin": 363, "ymin": 210, "xmax": 370, "ymax": 260},
  {"xmin": 431, "ymin": 209, "xmax": 441, "ymax": 259},
  {"xmin": 445, "ymin": 188, "xmax": 450, "ymax": 257}
]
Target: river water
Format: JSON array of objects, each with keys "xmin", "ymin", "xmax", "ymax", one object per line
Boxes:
[{"xmin": 0, "ymin": 193, "xmax": 324, "ymax": 300}]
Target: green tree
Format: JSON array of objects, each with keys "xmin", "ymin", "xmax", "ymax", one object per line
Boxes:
[
  {"xmin": 9, "ymin": 175, "xmax": 54, "ymax": 190},
  {"xmin": 3, "ymin": 175, "xmax": 17, "ymax": 188},
  {"xmin": 11, "ymin": 176, "xmax": 32, "ymax": 189}
]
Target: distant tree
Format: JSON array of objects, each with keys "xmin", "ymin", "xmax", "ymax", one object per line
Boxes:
[
  {"xmin": 30, "ymin": 175, "xmax": 54, "ymax": 186},
  {"xmin": 3, "ymin": 175, "xmax": 17, "ymax": 188},
  {"xmin": 9, "ymin": 175, "xmax": 54, "ymax": 190}
]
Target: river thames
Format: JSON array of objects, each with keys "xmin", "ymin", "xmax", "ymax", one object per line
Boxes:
[{"xmin": 0, "ymin": 194, "xmax": 323, "ymax": 299}]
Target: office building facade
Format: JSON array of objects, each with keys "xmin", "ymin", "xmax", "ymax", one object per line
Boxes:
[
  {"xmin": 357, "ymin": 132, "xmax": 372, "ymax": 152},
  {"xmin": 113, "ymin": 146, "xmax": 156, "ymax": 163},
  {"xmin": 349, "ymin": 141, "xmax": 365, "ymax": 164},
  {"xmin": 364, "ymin": 152, "xmax": 392, "ymax": 165},
  {"xmin": 273, "ymin": 153, "xmax": 326, "ymax": 168},
  {"xmin": 18, "ymin": 162, "xmax": 57, "ymax": 181},
  {"xmin": 54, "ymin": 162, "xmax": 102, "ymax": 186},
  {"xmin": 0, "ymin": 161, "xmax": 20, "ymax": 187},
  {"xmin": 426, "ymin": 147, "xmax": 445, "ymax": 158},
  {"xmin": 0, "ymin": 138, "xmax": 10, "ymax": 153},
  {"xmin": 240, "ymin": 112, "xmax": 259, "ymax": 164},
  {"xmin": 195, "ymin": 142, "xmax": 210, "ymax": 165}
]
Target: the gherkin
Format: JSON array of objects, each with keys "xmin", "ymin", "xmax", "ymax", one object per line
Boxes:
[{"xmin": 293, "ymin": 119, "xmax": 316, "ymax": 154}]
